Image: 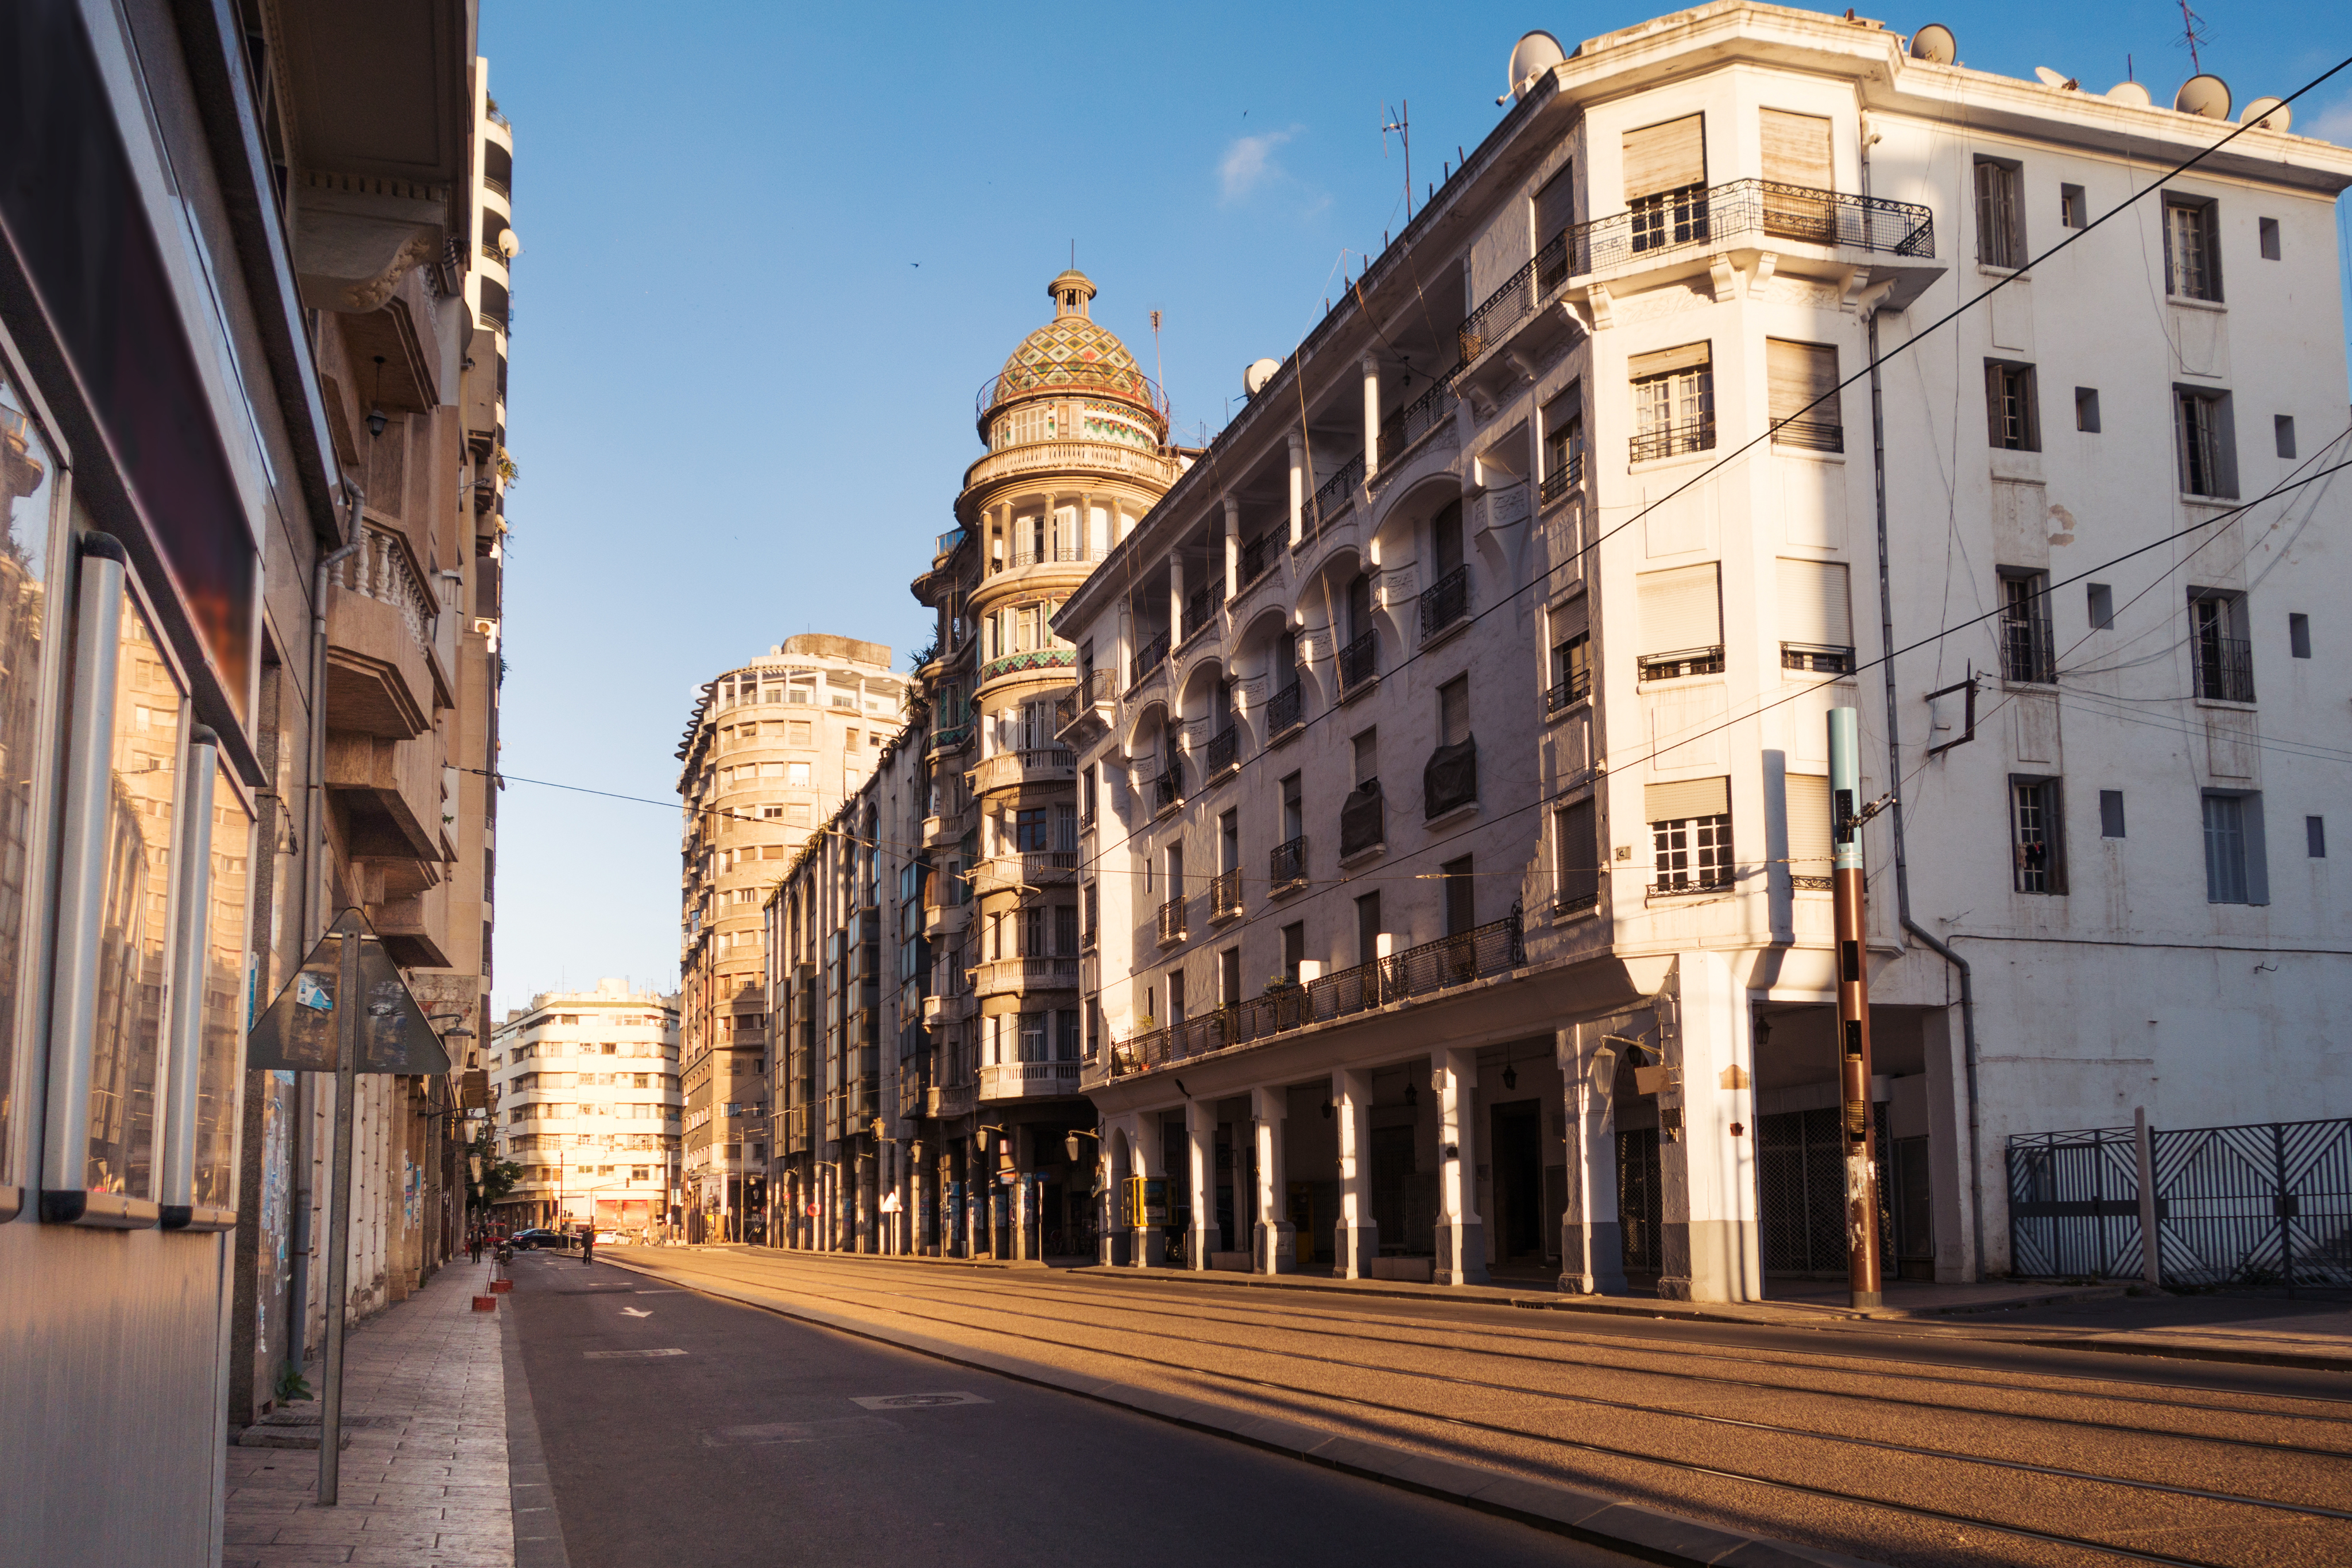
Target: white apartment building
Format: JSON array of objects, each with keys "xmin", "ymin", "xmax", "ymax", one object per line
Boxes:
[
  {"xmin": 490, "ymin": 981, "xmax": 682, "ymax": 1233},
  {"xmin": 1057, "ymin": 3, "xmax": 2351, "ymax": 1300}
]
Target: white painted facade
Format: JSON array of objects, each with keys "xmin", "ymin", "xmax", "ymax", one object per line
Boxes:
[
  {"xmin": 490, "ymin": 981, "xmax": 682, "ymax": 1233},
  {"xmin": 1055, "ymin": 2, "xmax": 2352, "ymax": 1299}
]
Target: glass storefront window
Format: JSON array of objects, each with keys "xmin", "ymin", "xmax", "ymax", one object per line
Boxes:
[
  {"xmin": 0, "ymin": 369, "xmax": 59, "ymax": 1191},
  {"xmin": 83, "ymin": 593, "xmax": 183, "ymax": 1197},
  {"xmin": 192, "ymin": 758, "xmax": 253, "ymax": 1213}
]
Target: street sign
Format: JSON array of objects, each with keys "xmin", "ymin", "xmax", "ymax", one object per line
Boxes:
[{"xmin": 245, "ymin": 909, "xmax": 447, "ymax": 1075}]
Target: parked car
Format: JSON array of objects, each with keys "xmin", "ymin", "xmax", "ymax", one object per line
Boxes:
[
  {"xmin": 507, "ymin": 1228, "xmax": 567, "ymax": 1250},
  {"xmin": 593, "ymin": 1229, "xmax": 623, "ymax": 1245}
]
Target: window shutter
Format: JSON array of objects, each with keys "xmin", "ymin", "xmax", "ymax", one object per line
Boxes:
[
  {"xmin": 1785, "ymin": 774, "xmax": 1832, "ymax": 878},
  {"xmin": 1775, "ymin": 559, "xmax": 1852, "ymax": 646},
  {"xmin": 1627, "ymin": 341, "xmax": 1712, "ymax": 380},
  {"xmin": 1645, "ymin": 776, "xmax": 1730, "ymax": 823},
  {"xmin": 1622, "ymin": 115, "xmax": 1705, "ymax": 199},
  {"xmin": 1767, "ymin": 339, "xmax": 1839, "ymax": 425},
  {"xmin": 1553, "ymin": 592, "xmax": 1589, "ymax": 644},
  {"xmin": 1637, "ymin": 562, "xmax": 1723, "ymax": 652},
  {"xmin": 1760, "ymin": 110, "xmax": 1833, "ymax": 189},
  {"xmin": 1534, "ymin": 164, "xmax": 1576, "ymax": 243}
]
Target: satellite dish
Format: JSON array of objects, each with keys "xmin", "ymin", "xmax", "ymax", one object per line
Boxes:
[
  {"xmin": 2033, "ymin": 67, "xmax": 2079, "ymax": 90},
  {"xmin": 2106, "ymin": 81, "xmax": 2153, "ymax": 107},
  {"xmin": 2175, "ymin": 75, "xmax": 2231, "ymax": 119},
  {"xmin": 1505, "ymin": 31, "xmax": 1566, "ymax": 101},
  {"xmin": 2240, "ymin": 96, "xmax": 2291, "ymax": 133},
  {"xmin": 1243, "ymin": 358, "xmax": 1281, "ymax": 397},
  {"xmin": 496, "ymin": 229, "xmax": 521, "ymax": 258},
  {"xmin": 1909, "ymin": 23, "xmax": 1956, "ymax": 64}
]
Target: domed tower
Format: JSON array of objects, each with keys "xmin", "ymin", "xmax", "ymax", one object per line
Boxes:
[{"xmin": 908, "ymin": 270, "xmax": 1182, "ymax": 1257}]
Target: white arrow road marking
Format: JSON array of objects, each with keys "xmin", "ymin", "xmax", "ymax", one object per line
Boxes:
[{"xmin": 621, "ymin": 1307, "xmax": 652, "ymax": 1318}]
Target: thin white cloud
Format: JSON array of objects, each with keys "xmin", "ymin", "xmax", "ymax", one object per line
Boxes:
[
  {"xmin": 2302, "ymin": 94, "xmax": 2352, "ymax": 146},
  {"xmin": 1219, "ymin": 129, "xmax": 1296, "ymax": 203}
]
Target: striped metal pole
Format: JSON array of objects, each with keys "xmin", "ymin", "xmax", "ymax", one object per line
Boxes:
[{"xmin": 1829, "ymin": 708, "xmax": 1885, "ymax": 1309}]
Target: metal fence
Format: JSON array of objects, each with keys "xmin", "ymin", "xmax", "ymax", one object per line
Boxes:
[{"xmin": 2008, "ymin": 1117, "xmax": 2352, "ymax": 1291}]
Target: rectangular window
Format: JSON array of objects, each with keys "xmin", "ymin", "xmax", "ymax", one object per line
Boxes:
[
  {"xmin": 1014, "ymin": 807, "xmax": 1049, "ymax": 851},
  {"xmin": 2075, "ymin": 387, "xmax": 2100, "ymax": 433},
  {"xmin": 2289, "ymin": 613, "xmax": 2311, "ymax": 659},
  {"xmin": 1351, "ymin": 729, "xmax": 1378, "ymax": 789},
  {"xmin": 1550, "ymin": 628, "xmax": 1591, "ymax": 709},
  {"xmin": 1777, "ymin": 558, "xmax": 1853, "ymax": 673},
  {"xmin": 1441, "ymin": 856, "xmax": 1475, "ymax": 936},
  {"xmin": 786, "ymin": 761, "xmax": 811, "ymax": 788},
  {"xmin": 2202, "ymin": 793, "xmax": 2253, "ymax": 903},
  {"xmin": 2009, "ymin": 776, "xmax": 2067, "ymax": 895},
  {"xmin": 1018, "ymin": 1012, "xmax": 1047, "ymax": 1063},
  {"xmin": 1759, "ymin": 107, "xmax": 1832, "ymax": 189},
  {"xmin": 1053, "ymin": 905, "xmax": 1078, "ymax": 955},
  {"xmin": 2308, "ymin": 816, "xmax": 2327, "ymax": 859},
  {"xmin": 2189, "ymin": 591, "xmax": 2253, "ymax": 702},
  {"xmin": 1281, "ymin": 922, "xmax": 1305, "ymax": 982},
  {"xmin": 2176, "ymin": 389, "xmax": 2235, "ymax": 497},
  {"xmin": 1645, "ymin": 777, "xmax": 1732, "ymax": 893},
  {"xmin": 1629, "ymin": 342, "xmax": 1714, "ymax": 461},
  {"xmin": 2275, "ymin": 415, "xmax": 2296, "ymax": 460},
  {"xmin": 1974, "ymin": 158, "xmax": 2025, "ymax": 268},
  {"xmin": 1541, "ymin": 384, "xmax": 1584, "ymax": 496},
  {"xmin": 1280, "ymin": 772, "xmax": 1303, "ymax": 841},
  {"xmin": 2059, "ymin": 183, "xmax": 2087, "ymax": 229},
  {"xmin": 1622, "ymin": 113, "xmax": 1707, "ymax": 253},
  {"xmin": 1985, "ymin": 361, "xmax": 2040, "ymax": 450},
  {"xmin": 1165, "ymin": 969, "xmax": 1186, "ymax": 1026},
  {"xmin": 1636, "ymin": 562, "xmax": 1724, "ymax": 679},
  {"xmin": 1533, "ymin": 162, "xmax": 1576, "ymax": 253},
  {"xmin": 2164, "ymin": 198, "xmax": 2221, "ymax": 301},
  {"xmin": 1354, "ymin": 892, "xmax": 1382, "ymax": 967},
  {"xmin": 1785, "ymin": 773, "xmax": 1831, "ymax": 889},
  {"xmin": 2099, "ymin": 789, "xmax": 2127, "ymax": 839},
  {"xmin": 0, "ymin": 370, "xmax": 57, "ymax": 1191},
  {"xmin": 1555, "ymin": 797, "xmax": 1600, "ymax": 911},
  {"xmin": 1766, "ymin": 339, "xmax": 1840, "ymax": 451},
  {"xmin": 1218, "ymin": 946, "xmax": 1241, "ymax": 1008},
  {"xmin": 2087, "ymin": 583, "xmax": 2114, "ymax": 630},
  {"xmin": 1999, "ymin": 571, "xmax": 2055, "ymax": 684},
  {"xmin": 1055, "ymin": 1009, "xmax": 1080, "ymax": 1060},
  {"xmin": 1438, "ymin": 675, "xmax": 1470, "ymax": 746},
  {"xmin": 2258, "ymin": 217, "xmax": 2281, "ymax": 260}
]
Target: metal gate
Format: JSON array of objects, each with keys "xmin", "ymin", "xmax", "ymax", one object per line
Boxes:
[
  {"xmin": 2009, "ymin": 1118, "xmax": 2352, "ymax": 1291},
  {"xmin": 1757, "ymin": 1105, "xmax": 1894, "ymax": 1274},
  {"xmin": 1616, "ymin": 1128, "xmax": 1663, "ymax": 1273}
]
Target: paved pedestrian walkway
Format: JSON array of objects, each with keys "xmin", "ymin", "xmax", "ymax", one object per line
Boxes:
[{"xmin": 223, "ymin": 1258, "xmax": 526, "ymax": 1567}]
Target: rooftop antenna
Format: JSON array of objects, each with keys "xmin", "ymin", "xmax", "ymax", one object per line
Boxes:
[
  {"xmin": 1382, "ymin": 99, "xmax": 1411, "ymax": 220},
  {"xmin": 2175, "ymin": 0, "xmax": 2210, "ymax": 73}
]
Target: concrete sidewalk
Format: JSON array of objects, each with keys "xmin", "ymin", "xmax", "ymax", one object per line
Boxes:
[{"xmin": 222, "ymin": 1257, "xmax": 542, "ymax": 1568}]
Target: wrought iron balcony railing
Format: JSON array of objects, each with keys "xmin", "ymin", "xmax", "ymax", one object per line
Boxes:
[
  {"xmin": 1376, "ymin": 380, "xmax": 1457, "ymax": 467},
  {"xmin": 1239, "ymin": 528, "xmax": 1281, "ymax": 590},
  {"xmin": 1780, "ymin": 642, "xmax": 1854, "ymax": 675},
  {"xmin": 1182, "ymin": 579, "xmax": 1227, "ymax": 642},
  {"xmin": 1129, "ymin": 630, "xmax": 1170, "ymax": 688},
  {"xmin": 1419, "ymin": 566, "xmax": 1469, "ymax": 638},
  {"xmin": 2193, "ymin": 634, "xmax": 2255, "ymax": 703},
  {"xmin": 1209, "ymin": 868, "xmax": 1242, "ymax": 920},
  {"xmin": 1299, "ymin": 452, "xmax": 1365, "ymax": 547},
  {"xmin": 1204, "ymin": 727, "xmax": 1238, "ymax": 779},
  {"xmin": 1546, "ymin": 666, "xmax": 1592, "ymax": 714},
  {"xmin": 1268, "ymin": 834, "xmax": 1307, "ymax": 893},
  {"xmin": 1770, "ymin": 417, "xmax": 1844, "ymax": 453},
  {"xmin": 1337, "ymin": 630, "xmax": 1378, "ymax": 695},
  {"xmin": 2000, "ymin": 614, "xmax": 2056, "ymax": 685},
  {"xmin": 1539, "ymin": 450, "xmax": 1584, "ymax": 504},
  {"xmin": 1151, "ymin": 762, "xmax": 1182, "ymax": 813},
  {"xmin": 1630, "ymin": 415, "xmax": 1715, "ymax": 464},
  {"xmin": 1156, "ymin": 896, "xmax": 1186, "ymax": 944},
  {"xmin": 1266, "ymin": 683, "xmax": 1303, "ymax": 739},
  {"xmin": 1637, "ymin": 645, "xmax": 1726, "ymax": 683}
]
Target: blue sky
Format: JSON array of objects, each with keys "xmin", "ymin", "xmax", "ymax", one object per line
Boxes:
[{"xmin": 479, "ymin": 1, "xmax": 2352, "ymax": 1013}]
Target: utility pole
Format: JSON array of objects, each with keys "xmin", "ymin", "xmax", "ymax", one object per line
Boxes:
[
  {"xmin": 1829, "ymin": 707, "xmax": 1885, "ymax": 1309},
  {"xmin": 316, "ymin": 923, "xmax": 361, "ymax": 1505}
]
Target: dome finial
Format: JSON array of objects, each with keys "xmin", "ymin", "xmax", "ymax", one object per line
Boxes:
[{"xmin": 1049, "ymin": 268, "xmax": 1095, "ymax": 319}]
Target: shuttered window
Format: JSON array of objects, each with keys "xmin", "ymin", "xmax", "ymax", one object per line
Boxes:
[
  {"xmin": 1552, "ymin": 593, "xmax": 1589, "ymax": 644},
  {"xmin": 1534, "ymin": 164, "xmax": 1576, "ymax": 245},
  {"xmin": 1766, "ymin": 339, "xmax": 1840, "ymax": 450},
  {"xmin": 1785, "ymin": 774, "xmax": 1832, "ymax": 886},
  {"xmin": 1623, "ymin": 115, "xmax": 1705, "ymax": 199},
  {"xmin": 1630, "ymin": 343, "xmax": 1715, "ymax": 461},
  {"xmin": 1776, "ymin": 559, "xmax": 1853, "ymax": 661},
  {"xmin": 1761, "ymin": 110, "xmax": 1833, "ymax": 189},
  {"xmin": 1638, "ymin": 563, "xmax": 1722, "ymax": 655},
  {"xmin": 1645, "ymin": 776, "xmax": 1730, "ymax": 823},
  {"xmin": 1974, "ymin": 158, "xmax": 2025, "ymax": 268}
]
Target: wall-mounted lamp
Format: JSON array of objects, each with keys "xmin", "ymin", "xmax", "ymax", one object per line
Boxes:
[{"xmin": 366, "ymin": 355, "xmax": 389, "ymax": 438}]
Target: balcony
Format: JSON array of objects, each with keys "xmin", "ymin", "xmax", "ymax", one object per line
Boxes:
[
  {"xmin": 1151, "ymin": 761, "xmax": 1183, "ymax": 815},
  {"xmin": 1999, "ymin": 615, "xmax": 2056, "ymax": 686},
  {"xmin": 922, "ymin": 811, "xmax": 963, "ymax": 849},
  {"xmin": 1010, "ymin": 543, "xmax": 1083, "ymax": 568},
  {"xmin": 922, "ymin": 991, "xmax": 976, "ymax": 1025},
  {"xmin": 1376, "ymin": 381, "xmax": 1458, "ymax": 471},
  {"xmin": 973, "ymin": 957, "xmax": 1081, "ymax": 998},
  {"xmin": 1181, "ymin": 579, "xmax": 1227, "ymax": 646},
  {"xmin": 927, "ymin": 1081, "xmax": 976, "ymax": 1120},
  {"xmin": 978, "ymin": 1060, "xmax": 1084, "ymax": 1102},
  {"xmin": 1204, "ymin": 728, "xmax": 1238, "ymax": 781},
  {"xmin": 960, "ymin": 439, "xmax": 1181, "ymax": 497},
  {"xmin": 1418, "ymin": 566, "xmax": 1469, "ymax": 640},
  {"xmin": 1237, "ymin": 529, "xmax": 1282, "ymax": 594},
  {"xmin": 1771, "ymin": 417, "xmax": 1844, "ymax": 454},
  {"xmin": 1265, "ymin": 683, "xmax": 1303, "ymax": 742},
  {"xmin": 1054, "ymin": 668, "xmax": 1116, "ymax": 741},
  {"xmin": 2192, "ymin": 635, "xmax": 2255, "ymax": 703},
  {"xmin": 1546, "ymin": 667, "xmax": 1592, "ymax": 715},
  {"xmin": 1554, "ymin": 866, "xmax": 1601, "ymax": 916},
  {"xmin": 1108, "ymin": 911, "xmax": 1526, "ymax": 1079},
  {"xmin": 970, "ymin": 851, "xmax": 1078, "ymax": 896},
  {"xmin": 920, "ymin": 900, "xmax": 967, "ymax": 939},
  {"xmin": 1156, "ymin": 896, "xmax": 1186, "ymax": 946},
  {"xmin": 1268, "ymin": 834, "xmax": 1307, "ymax": 895},
  {"xmin": 1337, "ymin": 631, "xmax": 1378, "ymax": 698},
  {"xmin": 1781, "ymin": 642, "xmax": 1854, "ymax": 676},
  {"xmin": 1539, "ymin": 451, "xmax": 1584, "ymax": 505},
  {"xmin": 978, "ymin": 646, "xmax": 1076, "ymax": 687},
  {"xmin": 1208, "ymin": 868, "xmax": 1243, "ymax": 923},
  {"xmin": 969, "ymin": 745, "xmax": 1074, "ymax": 796},
  {"xmin": 1630, "ymin": 416, "xmax": 1716, "ymax": 464},
  {"xmin": 1297, "ymin": 452, "xmax": 1365, "ymax": 549},
  {"xmin": 1637, "ymin": 646, "xmax": 1726, "ymax": 683},
  {"xmin": 1129, "ymin": 631, "xmax": 1170, "ymax": 691},
  {"xmin": 929, "ymin": 722, "xmax": 972, "ymax": 757}
]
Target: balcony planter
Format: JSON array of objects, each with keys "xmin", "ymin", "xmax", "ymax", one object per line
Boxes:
[
  {"xmin": 1339, "ymin": 781, "xmax": 1384, "ymax": 862},
  {"xmin": 1423, "ymin": 738, "xmax": 1477, "ymax": 820}
]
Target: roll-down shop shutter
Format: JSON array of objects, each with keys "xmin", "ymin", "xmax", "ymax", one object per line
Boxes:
[{"xmin": 1637, "ymin": 562, "xmax": 1722, "ymax": 654}]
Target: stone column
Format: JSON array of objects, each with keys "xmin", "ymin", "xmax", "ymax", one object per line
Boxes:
[
  {"xmin": 1333, "ymin": 1066, "xmax": 1378, "ymax": 1277},
  {"xmin": 1287, "ymin": 432, "xmax": 1305, "ymax": 544},
  {"xmin": 1185, "ymin": 1098, "xmax": 1217, "ymax": 1271},
  {"xmin": 1169, "ymin": 554, "xmax": 1185, "ymax": 648},
  {"xmin": 1558, "ymin": 1024, "xmax": 1627, "ymax": 1294},
  {"xmin": 1130, "ymin": 1113, "xmax": 1166, "ymax": 1268},
  {"xmin": 1361, "ymin": 355, "xmax": 1382, "ymax": 478},
  {"xmin": 1435, "ymin": 1049, "xmax": 1488, "ymax": 1284},
  {"xmin": 1223, "ymin": 496, "xmax": 1241, "ymax": 601},
  {"xmin": 1251, "ymin": 1086, "xmax": 1295, "ymax": 1273},
  {"xmin": 1655, "ymin": 953, "xmax": 1762, "ymax": 1303}
]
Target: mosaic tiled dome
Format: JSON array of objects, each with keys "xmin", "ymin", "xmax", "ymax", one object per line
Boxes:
[{"xmin": 977, "ymin": 270, "xmax": 1166, "ymax": 438}]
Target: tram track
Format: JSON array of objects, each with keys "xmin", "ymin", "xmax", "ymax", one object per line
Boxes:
[{"xmin": 613, "ymin": 1249, "xmax": 2352, "ymax": 1568}]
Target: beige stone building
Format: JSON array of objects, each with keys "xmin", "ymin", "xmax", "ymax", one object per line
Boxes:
[
  {"xmin": 489, "ymin": 981, "xmax": 680, "ymax": 1234},
  {"xmin": 675, "ymin": 635, "xmax": 903, "ymax": 1238}
]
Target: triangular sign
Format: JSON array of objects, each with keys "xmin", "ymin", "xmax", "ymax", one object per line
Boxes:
[{"xmin": 245, "ymin": 908, "xmax": 450, "ymax": 1075}]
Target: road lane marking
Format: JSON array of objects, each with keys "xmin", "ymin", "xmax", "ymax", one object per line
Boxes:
[
  {"xmin": 704, "ymin": 1417, "xmax": 899, "ymax": 1446},
  {"xmin": 849, "ymin": 1392, "xmax": 991, "ymax": 1410},
  {"xmin": 583, "ymin": 1348, "xmax": 687, "ymax": 1359},
  {"xmin": 621, "ymin": 1307, "xmax": 652, "ymax": 1318}
]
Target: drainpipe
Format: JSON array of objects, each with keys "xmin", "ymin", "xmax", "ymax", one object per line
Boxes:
[
  {"xmin": 1859, "ymin": 196, "xmax": 1985, "ymax": 1281},
  {"xmin": 288, "ymin": 483, "xmax": 364, "ymax": 1382}
]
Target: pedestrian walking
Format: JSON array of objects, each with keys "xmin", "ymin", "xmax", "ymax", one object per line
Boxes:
[
  {"xmin": 580, "ymin": 1225, "xmax": 594, "ymax": 1267},
  {"xmin": 469, "ymin": 1229, "xmax": 483, "ymax": 1264}
]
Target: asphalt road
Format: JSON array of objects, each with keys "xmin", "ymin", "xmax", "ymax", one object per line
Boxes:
[
  {"xmin": 585, "ymin": 1247, "xmax": 2352, "ymax": 1568},
  {"xmin": 506, "ymin": 1250, "xmax": 1639, "ymax": 1568}
]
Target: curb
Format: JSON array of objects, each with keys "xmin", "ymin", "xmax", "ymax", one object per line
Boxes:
[
  {"xmin": 2005, "ymin": 1335, "xmax": 2352, "ymax": 1375},
  {"xmin": 602, "ymin": 1253, "xmax": 1887, "ymax": 1568}
]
